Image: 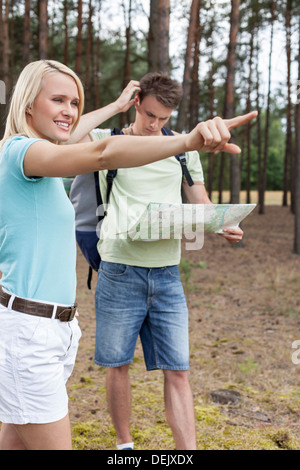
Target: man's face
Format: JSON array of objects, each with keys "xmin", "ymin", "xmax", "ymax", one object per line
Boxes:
[{"xmin": 134, "ymin": 95, "xmax": 173, "ymax": 136}]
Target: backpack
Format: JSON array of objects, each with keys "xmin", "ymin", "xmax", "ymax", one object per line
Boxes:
[{"xmin": 69, "ymin": 127, "xmax": 194, "ymax": 289}]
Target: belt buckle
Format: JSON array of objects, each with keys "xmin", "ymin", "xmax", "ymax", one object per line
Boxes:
[
  {"xmin": 58, "ymin": 303, "xmax": 77, "ymax": 322},
  {"xmin": 69, "ymin": 303, "xmax": 77, "ymax": 321}
]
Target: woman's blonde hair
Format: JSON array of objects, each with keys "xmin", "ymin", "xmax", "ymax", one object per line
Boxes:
[{"xmin": 0, "ymin": 60, "xmax": 84, "ymax": 149}]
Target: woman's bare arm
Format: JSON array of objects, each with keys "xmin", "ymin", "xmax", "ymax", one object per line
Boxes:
[{"xmin": 23, "ymin": 111, "xmax": 258, "ymax": 178}]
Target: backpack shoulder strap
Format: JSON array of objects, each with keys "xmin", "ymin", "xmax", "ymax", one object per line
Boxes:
[
  {"xmin": 93, "ymin": 128, "xmax": 121, "ymax": 221},
  {"xmin": 111, "ymin": 127, "xmax": 123, "ymax": 135},
  {"xmin": 105, "ymin": 128, "xmax": 123, "ymax": 204},
  {"xmin": 93, "ymin": 171, "xmax": 102, "ymax": 211},
  {"xmin": 161, "ymin": 127, "xmax": 194, "ymax": 187}
]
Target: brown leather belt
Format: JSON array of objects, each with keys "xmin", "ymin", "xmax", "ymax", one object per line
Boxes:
[{"xmin": 0, "ymin": 286, "xmax": 77, "ymax": 322}]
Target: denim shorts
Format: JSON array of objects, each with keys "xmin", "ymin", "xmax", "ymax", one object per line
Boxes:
[{"xmin": 94, "ymin": 262, "xmax": 189, "ymax": 371}]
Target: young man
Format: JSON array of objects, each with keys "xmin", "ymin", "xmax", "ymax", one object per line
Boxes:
[{"xmin": 74, "ymin": 73, "xmax": 255, "ymax": 450}]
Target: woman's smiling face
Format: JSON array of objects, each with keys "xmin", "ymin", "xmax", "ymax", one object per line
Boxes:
[{"xmin": 26, "ymin": 72, "xmax": 80, "ymax": 142}]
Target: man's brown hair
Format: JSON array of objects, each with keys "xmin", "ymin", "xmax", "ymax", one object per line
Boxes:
[{"xmin": 139, "ymin": 72, "xmax": 183, "ymax": 109}]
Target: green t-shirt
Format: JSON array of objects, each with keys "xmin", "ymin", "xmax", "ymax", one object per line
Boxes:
[{"xmin": 92, "ymin": 128, "xmax": 204, "ymax": 267}]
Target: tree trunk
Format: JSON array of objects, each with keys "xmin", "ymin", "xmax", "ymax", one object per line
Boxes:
[
  {"xmin": 176, "ymin": 0, "xmax": 202, "ymax": 132},
  {"xmin": 245, "ymin": 23, "xmax": 255, "ymax": 204},
  {"xmin": 22, "ymin": 0, "xmax": 31, "ymax": 66},
  {"xmin": 63, "ymin": 0, "xmax": 69, "ymax": 65},
  {"xmin": 75, "ymin": 0, "xmax": 83, "ymax": 76},
  {"xmin": 84, "ymin": 0, "xmax": 94, "ymax": 112},
  {"xmin": 207, "ymin": 55, "xmax": 216, "ymax": 199},
  {"xmin": 255, "ymin": 36, "xmax": 262, "ymax": 212},
  {"xmin": 188, "ymin": 5, "xmax": 202, "ymax": 131},
  {"xmin": 9, "ymin": 0, "xmax": 14, "ymax": 76},
  {"xmin": 121, "ymin": 0, "xmax": 133, "ymax": 128},
  {"xmin": 48, "ymin": 10, "xmax": 54, "ymax": 59},
  {"xmin": 148, "ymin": 0, "xmax": 170, "ymax": 73},
  {"xmin": 224, "ymin": 0, "xmax": 240, "ymax": 204},
  {"xmin": 159, "ymin": 0, "xmax": 170, "ymax": 73},
  {"xmin": 148, "ymin": 0, "xmax": 159, "ymax": 72},
  {"xmin": 93, "ymin": 0, "xmax": 102, "ymax": 110},
  {"xmin": 2, "ymin": 0, "xmax": 10, "ymax": 90},
  {"xmin": 259, "ymin": 0, "xmax": 275, "ymax": 214},
  {"xmin": 294, "ymin": 14, "xmax": 300, "ymax": 254},
  {"xmin": 283, "ymin": 0, "xmax": 293, "ymax": 211},
  {"xmin": 206, "ymin": 1, "xmax": 216, "ymax": 199},
  {"xmin": 38, "ymin": 0, "xmax": 48, "ymax": 59}
]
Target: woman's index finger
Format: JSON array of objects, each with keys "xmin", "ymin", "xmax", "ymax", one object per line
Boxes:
[{"xmin": 224, "ymin": 111, "xmax": 258, "ymax": 131}]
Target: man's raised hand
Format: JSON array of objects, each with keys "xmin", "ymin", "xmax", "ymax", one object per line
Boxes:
[{"xmin": 114, "ymin": 80, "xmax": 141, "ymax": 113}]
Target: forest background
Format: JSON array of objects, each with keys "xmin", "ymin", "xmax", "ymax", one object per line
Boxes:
[{"xmin": 1, "ymin": 0, "xmax": 300, "ymax": 252}]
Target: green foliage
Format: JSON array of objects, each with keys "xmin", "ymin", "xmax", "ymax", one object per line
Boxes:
[
  {"xmin": 200, "ymin": 105, "xmax": 287, "ymax": 191},
  {"xmin": 97, "ymin": 37, "xmax": 148, "ymax": 128},
  {"xmin": 1, "ymin": 0, "xmax": 295, "ymax": 194}
]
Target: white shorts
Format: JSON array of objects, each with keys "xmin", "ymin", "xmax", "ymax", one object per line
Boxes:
[{"xmin": 0, "ymin": 304, "xmax": 81, "ymax": 425}]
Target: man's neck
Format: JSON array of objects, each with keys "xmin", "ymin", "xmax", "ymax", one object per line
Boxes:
[
  {"xmin": 129, "ymin": 123, "xmax": 138, "ymax": 135},
  {"xmin": 125, "ymin": 123, "xmax": 163, "ymax": 136}
]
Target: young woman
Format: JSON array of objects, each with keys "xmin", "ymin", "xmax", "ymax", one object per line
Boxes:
[{"xmin": 0, "ymin": 59, "xmax": 256, "ymax": 450}]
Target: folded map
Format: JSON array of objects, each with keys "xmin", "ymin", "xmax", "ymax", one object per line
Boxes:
[{"xmin": 127, "ymin": 203, "xmax": 256, "ymax": 243}]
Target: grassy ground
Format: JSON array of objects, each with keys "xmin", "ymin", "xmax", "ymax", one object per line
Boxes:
[
  {"xmin": 68, "ymin": 196, "xmax": 300, "ymax": 450},
  {"xmin": 1, "ymin": 192, "xmax": 299, "ymax": 450}
]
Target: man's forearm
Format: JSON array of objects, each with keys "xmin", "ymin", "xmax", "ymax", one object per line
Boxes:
[
  {"xmin": 68, "ymin": 102, "xmax": 121, "ymax": 144},
  {"xmin": 182, "ymin": 182, "xmax": 212, "ymax": 204},
  {"xmin": 68, "ymin": 80, "xmax": 141, "ymax": 144}
]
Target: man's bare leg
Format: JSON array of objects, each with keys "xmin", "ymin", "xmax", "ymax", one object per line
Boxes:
[
  {"xmin": 163, "ymin": 369, "xmax": 197, "ymax": 450},
  {"xmin": 106, "ymin": 364, "xmax": 132, "ymax": 446}
]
